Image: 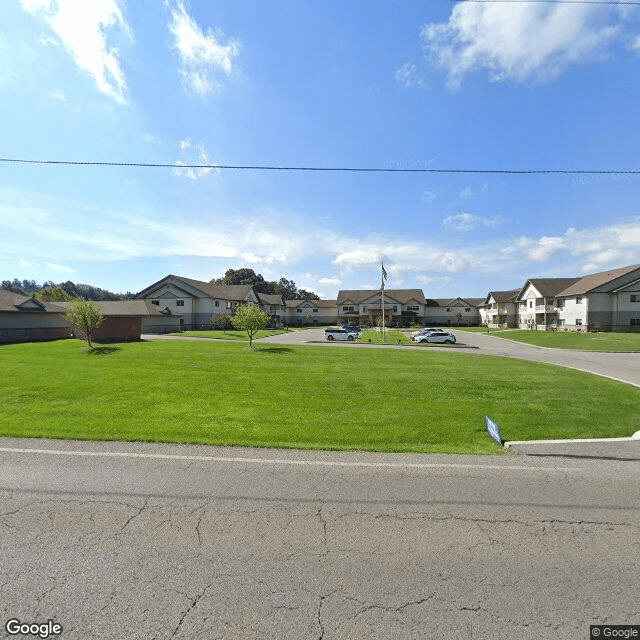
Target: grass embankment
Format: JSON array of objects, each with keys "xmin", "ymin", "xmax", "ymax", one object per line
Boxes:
[
  {"xmin": 457, "ymin": 328, "xmax": 640, "ymax": 352},
  {"xmin": 1, "ymin": 339, "xmax": 639, "ymax": 454}
]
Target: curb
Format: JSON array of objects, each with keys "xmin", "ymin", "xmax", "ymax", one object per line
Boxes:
[{"xmin": 505, "ymin": 431, "xmax": 640, "ymax": 450}]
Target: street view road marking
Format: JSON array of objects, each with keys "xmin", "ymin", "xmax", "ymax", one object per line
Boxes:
[{"xmin": 0, "ymin": 446, "xmax": 579, "ymax": 472}]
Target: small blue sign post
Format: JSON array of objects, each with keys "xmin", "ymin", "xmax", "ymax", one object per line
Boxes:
[{"xmin": 485, "ymin": 416, "xmax": 503, "ymax": 446}]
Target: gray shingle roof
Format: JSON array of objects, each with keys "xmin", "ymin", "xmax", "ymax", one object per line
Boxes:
[
  {"xmin": 55, "ymin": 300, "xmax": 166, "ymax": 316},
  {"xmin": 257, "ymin": 293, "xmax": 284, "ymax": 306},
  {"xmin": 484, "ymin": 289, "xmax": 520, "ymax": 304},
  {"xmin": 135, "ymin": 275, "xmax": 256, "ymax": 301},
  {"xmin": 337, "ymin": 289, "xmax": 427, "ymax": 305},
  {"xmin": 0, "ymin": 290, "xmax": 65, "ymax": 313},
  {"xmin": 556, "ymin": 264, "xmax": 640, "ymax": 296},
  {"xmin": 520, "ymin": 278, "xmax": 580, "ymax": 298}
]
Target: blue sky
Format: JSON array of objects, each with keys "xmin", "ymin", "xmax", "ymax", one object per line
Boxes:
[{"xmin": 2, "ymin": 0, "xmax": 640, "ymax": 299}]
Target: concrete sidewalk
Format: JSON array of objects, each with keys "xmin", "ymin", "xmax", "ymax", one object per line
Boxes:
[{"xmin": 505, "ymin": 433, "xmax": 640, "ymax": 460}]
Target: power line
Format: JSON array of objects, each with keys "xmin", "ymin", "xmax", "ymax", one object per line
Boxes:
[{"xmin": 0, "ymin": 157, "xmax": 639, "ymax": 175}]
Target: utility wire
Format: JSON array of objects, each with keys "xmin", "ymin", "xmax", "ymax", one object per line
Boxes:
[{"xmin": 0, "ymin": 157, "xmax": 639, "ymax": 175}]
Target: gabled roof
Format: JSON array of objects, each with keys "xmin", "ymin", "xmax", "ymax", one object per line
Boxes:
[
  {"xmin": 556, "ymin": 264, "xmax": 640, "ymax": 297},
  {"xmin": 136, "ymin": 275, "xmax": 256, "ymax": 302},
  {"xmin": 312, "ymin": 299, "xmax": 338, "ymax": 308},
  {"xmin": 518, "ymin": 278, "xmax": 580, "ymax": 299},
  {"xmin": 56, "ymin": 300, "xmax": 167, "ymax": 317},
  {"xmin": 257, "ymin": 293, "xmax": 284, "ymax": 306},
  {"xmin": 433, "ymin": 297, "xmax": 483, "ymax": 308},
  {"xmin": 284, "ymin": 298, "xmax": 337, "ymax": 309},
  {"xmin": 336, "ymin": 289, "xmax": 427, "ymax": 305},
  {"xmin": 484, "ymin": 289, "xmax": 520, "ymax": 305},
  {"xmin": 0, "ymin": 290, "xmax": 65, "ymax": 313}
]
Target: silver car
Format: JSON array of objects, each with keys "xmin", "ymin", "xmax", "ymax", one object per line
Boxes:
[
  {"xmin": 414, "ymin": 331, "xmax": 456, "ymax": 344},
  {"xmin": 410, "ymin": 327, "xmax": 441, "ymax": 340},
  {"xmin": 325, "ymin": 328, "xmax": 357, "ymax": 341}
]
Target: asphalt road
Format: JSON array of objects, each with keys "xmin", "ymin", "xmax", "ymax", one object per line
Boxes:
[{"xmin": 1, "ymin": 438, "xmax": 639, "ymax": 639}]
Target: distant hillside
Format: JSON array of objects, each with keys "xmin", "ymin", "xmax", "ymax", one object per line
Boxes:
[{"xmin": 1, "ymin": 279, "xmax": 134, "ymax": 301}]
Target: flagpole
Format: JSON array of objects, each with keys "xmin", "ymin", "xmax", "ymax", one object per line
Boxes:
[
  {"xmin": 380, "ymin": 262, "xmax": 387, "ymax": 343},
  {"xmin": 381, "ymin": 285, "xmax": 385, "ymax": 343}
]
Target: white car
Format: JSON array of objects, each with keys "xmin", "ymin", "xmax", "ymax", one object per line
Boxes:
[
  {"xmin": 414, "ymin": 331, "xmax": 456, "ymax": 344},
  {"xmin": 410, "ymin": 327, "xmax": 442, "ymax": 340},
  {"xmin": 325, "ymin": 328, "xmax": 357, "ymax": 341}
]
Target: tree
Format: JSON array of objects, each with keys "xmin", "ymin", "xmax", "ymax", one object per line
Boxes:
[
  {"xmin": 230, "ymin": 303, "xmax": 270, "ymax": 348},
  {"xmin": 211, "ymin": 267, "xmax": 319, "ymax": 299},
  {"xmin": 34, "ymin": 287, "xmax": 74, "ymax": 302},
  {"xmin": 65, "ymin": 299, "xmax": 104, "ymax": 347},
  {"xmin": 296, "ymin": 288, "xmax": 320, "ymax": 301}
]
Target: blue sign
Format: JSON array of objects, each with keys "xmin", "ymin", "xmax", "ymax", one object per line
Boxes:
[{"xmin": 485, "ymin": 416, "xmax": 503, "ymax": 445}]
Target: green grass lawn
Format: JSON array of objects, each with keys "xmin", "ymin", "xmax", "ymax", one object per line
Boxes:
[
  {"xmin": 457, "ymin": 328, "xmax": 640, "ymax": 352},
  {"xmin": 359, "ymin": 329, "xmax": 413, "ymax": 344},
  {"xmin": 170, "ymin": 329, "xmax": 290, "ymax": 340},
  {"xmin": 1, "ymin": 339, "xmax": 639, "ymax": 454}
]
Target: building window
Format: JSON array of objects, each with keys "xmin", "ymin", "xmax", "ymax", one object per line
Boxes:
[
  {"xmin": 214, "ymin": 300, "xmax": 219, "ymax": 307},
  {"xmin": 465, "ymin": 308, "xmax": 470, "ymax": 312},
  {"xmin": 407, "ymin": 305, "xmax": 419, "ymax": 311},
  {"xmin": 529, "ymin": 300, "xmax": 533, "ymax": 308},
  {"xmin": 576, "ymin": 296, "xmax": 583, "ymax": 304},
  {"xmin": 576, "ymin": 319, "xmax": 583, "ymax": 325},
  {"xmin": 342, "ymin": 306, "xmax": 354, "ymax": 312},
  {"xmin": 557, "ymin": 299, "xmax": 564, "ymax": 308},
  {"xmin": 297, "ymin": 309, "xmax": 302, "ymax": 313},
  {"xmin": 313, "ymin": 308, "xmax": 318, "ymax": 313},
  {"xmin": 393, "ymin": 306, "xmax": 398, "ymax": 312},
  {"xmin": 176, "ymin": 299, "xmax": 184, "ymax": 307},
  {"xmin": 151, "ymin": 300, "xmax": 159, "ymax": 306},
  {"xmin": 631, "ymin": 295, "xmax": 639, "ymax": 303},
  {"xmin": 447, "ymin": 308, "xmax": 451, "ymax": 312}
]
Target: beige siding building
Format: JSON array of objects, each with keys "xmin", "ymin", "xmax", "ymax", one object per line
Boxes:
[{"xmin": 0, "ymin": 290, "xmax": 71, "ymax": 343}]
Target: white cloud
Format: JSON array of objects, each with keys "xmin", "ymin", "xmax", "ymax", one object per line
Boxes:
[
  {"xmin": 168, "ymin": 0, "xmax": 240, "ymax": 97},
  {"xmin": 5, "ymin": 187, "xmax": 640, "ymax": 295},
  {"xmin": 44, "ymin": 261, "xmax": 76, "ymax": 274},
  {"xmin": 143, "ymin": 133, "xmax": 162, "ymax": 145},
  {"xmin": 22, "ymin": 0, "xmax": 130, "ymax": 104},
  {"xmin": 19, "ymin": 259, "xmax": 34, "ymax": 268},
  {"xmin": 395, "ymin": 62, "xmax": 430, "ymax": 90},
  {"xmin": 505, "ymin": 221, "xmax": 640, "ymax": 267},
  {"xmin": 510, "ymin": 235, "xmax": 566, "ymax": 262},
  {"xmin": 317, "ymin": 277, "xmax": 342, "ymax": 287},
  {"xmin": 50, "ymin": 89, "xmax": 67, "ymax": 102},
  {"xmin": 422, "ymin": 2, "xmax": 621, "ymax": 89},
  {"xmin": 173, "ymin": 139, "xmax": 215, "ymax": 180},
  {"xmin": 332, "ymin": 249, "xmax": 382, "ymax": 268},
  {"xmin": 442, "ymin": 212, "xmax": 502, "ymax": 231},
  {"xmin": 459, "ymin": 183, "xmax": 488, "ymax": 200}
]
